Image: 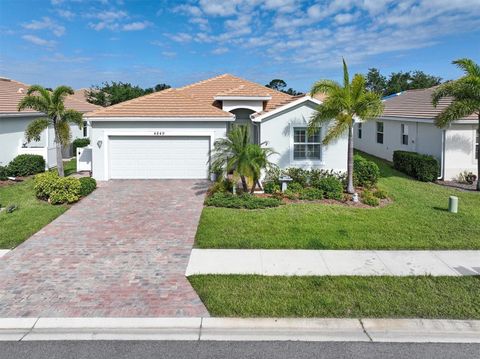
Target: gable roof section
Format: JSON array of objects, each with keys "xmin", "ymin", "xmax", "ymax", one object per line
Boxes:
[
  {"xmin": 85, "ymin": 73, "xmax": 294, "ymax": 119},
  {"xmin": 381, "ymin": 86, "xmax": 477, "ymax": 121},
  {"xmin": 0, "ymin": 78, "xmax": 100, "ymax": 115},
  {"xmin": 84, "ymin": 88, "xmax": 233, "ymax": 119}
]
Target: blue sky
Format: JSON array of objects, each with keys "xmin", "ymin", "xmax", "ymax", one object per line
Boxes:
[{"xmin": 0, "ymin": 0, "xmax": 479, "ymax": 92}]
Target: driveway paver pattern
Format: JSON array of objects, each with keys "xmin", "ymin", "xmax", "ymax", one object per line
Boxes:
[{"xmin": 0, "ymin": 180, "xmax": 209, "ymax": 317}]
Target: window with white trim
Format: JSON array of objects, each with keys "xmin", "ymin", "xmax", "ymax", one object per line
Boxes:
[
  {"xmin": 357, "ymin": 123, "xmax": 362, "ymax": 139},
  {"xmin": 83, "ymin": 121, "xmax": 88, "ymax": 137},
  {"xmin": 401, "ymin": 124, "xmax": 408, "ymax": 145},
  {"xmin": 376, "ymin": 121, "xmax": 384, "ymax": 144},
  {"xmin": 293, "ymin": 127, "xmax": 321, "ymax": 160}
]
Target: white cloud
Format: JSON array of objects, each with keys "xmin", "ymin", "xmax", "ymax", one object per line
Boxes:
[
  {"xmin": 166, "ymin": 32, "xmax": 193, "ymax": 42},
  {"xmin": 198, "ymin": 0, "xmax": 240, "ymax": 16},
  {"xmin": 162, "ymin": 51, "xmax": 177, "ymax": 57},
  {"xmin": 122, "ymin": 21, "xmax": 152, "ymax": 31},
  {"xmin": 211, "ymin": 47, "xmax": 229, "ymax": 55},
  {"xmin": 334, "ymin": 12, "xmax": 358, "ymax": 25},
  {"xmin": 44, "ymin": 52, "xmax": 92, "ymax": 63},
  {"xmin": 56, "ymin": 9, "xmax": 75, "ymax": 20},
  {"xmin": 173, "ymin": 4, "xmax": 203, "ymax": 17},
  {"xmin": 22, "ymin": 17, "xmax": 65, "ymax": 37},
  {"xmin": 22, "ymin": 34, "xmax": 56, "ymax": 47}
]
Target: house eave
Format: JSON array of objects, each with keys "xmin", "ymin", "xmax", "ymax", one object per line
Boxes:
[
  {"xmin": 251, "ymin": 96, "xmax": 322, "ymax": 122},
  {"xmin": 85, "ymin": 116, "xmax": 235, "ymax": 122},
  {"xmin": 214, "ymin": 96, "xmax": 272, "ymax": 101}
]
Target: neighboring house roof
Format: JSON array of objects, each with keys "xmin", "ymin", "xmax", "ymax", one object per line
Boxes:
[
  {"xmin": 381, "ymin": 86, "xmax": 477, "ymax": 121},
  {"xmin": 0, "ymin": 77, "xmax": 100, "ymax": 115},
  {"xmin": 85, "ymin": 73, "xmax": 296, "ymax": 119}
]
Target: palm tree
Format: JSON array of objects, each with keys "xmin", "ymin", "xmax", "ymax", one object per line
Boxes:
[
  {"xmin": 245, "ymin": 143, "xmax": 277, "ymax": 193},
  {"xmin": 18, "ymin": 85, "xmax": 83, "ymax": 177},
  {"xmin": 432, "ymin": 58, "xmax": 480, "ymax": 191},
  {"xmin": 308, "ymin": 59, "xmax": 384, "ymax": 194},
  {"xmin": 211, "ymin": 125, "xmax": 276, "ymax": 193}
]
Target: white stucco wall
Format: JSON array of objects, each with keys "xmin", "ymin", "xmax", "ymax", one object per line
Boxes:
[
  {"xmin": 260, "ymin": 102, "xmax": 348, "ymax": 172},
  {"xmin": 89, "ymin": 120, "xmax": 228, "ymax": 180},
  {"xmin": 354, "ymin": 119, "xmax": 443, "ymax": 161},
  {"xmin": 444, "ymin": 124, "xmax": 478, "ymax": 180}
]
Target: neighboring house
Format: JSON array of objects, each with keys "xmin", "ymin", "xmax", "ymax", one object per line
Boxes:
[
  {"xmin": 84, "ymin": 74, "xmax": 346, "ymax": 180},
  {"xmin": 0, "ymin": 78, "xmax": 100, "ymax": 168},
  {"xmin": 354, "ymin": 87, "xmax": 478, "ymax": 180}
]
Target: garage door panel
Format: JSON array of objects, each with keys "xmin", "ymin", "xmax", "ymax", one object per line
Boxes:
[{"xmin": 109, "ymin": 136, "xmax": 210, "ymax": 179}]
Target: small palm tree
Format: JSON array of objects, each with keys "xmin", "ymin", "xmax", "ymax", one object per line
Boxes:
[
  {"xmin": 211, "ymin": 125, "xmax": 276, "ymax": 192},
  {"xmin": 308, "ymin": 59, "xmax": 384, "ymax": 194},
  {"xmin": 18, "ymin": 85, "xmax": 83, "ymax": 177},
  {"xmin": 432, "ymin": 58, "xmax": 480, "ymax": 191}
]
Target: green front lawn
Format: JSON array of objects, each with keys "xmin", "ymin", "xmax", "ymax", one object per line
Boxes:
[
  {"xmin": 196, "ymin": 153, "xmax": 480, "ymax": 249},
  {"xmin": 189, "ymin": 275, "xmax": 480, "ymax": 319},
  {"xmin": 0, "ymin": 179, "xmax": 68, "ymax": 249}
]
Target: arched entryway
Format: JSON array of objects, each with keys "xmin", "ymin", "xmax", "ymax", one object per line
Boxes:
[{"xmin": 229, "ymin": 108, "xmax": 260, "ymax": 144}]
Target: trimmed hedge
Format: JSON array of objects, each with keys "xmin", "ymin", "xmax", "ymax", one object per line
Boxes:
[
  {"xmin": 315, "ymin": 177, "xmax": 343, "ymax": 200},
  {"xmin": 205, "ymin": 192, "xmax": 282, "ymax": 209},
  {"xmin": 7, "ymin": 154, "xmax": 45, "ymax": 177},
  {"xmin": 393, "ymin": 151, "xmax": 439, "ymax": 182},
  {"xmin": 79, "ymin": 177, "xmax": 97, "ymax": 197},
  {"xmin": 354, "ymin": 155, "xmax": 380, "ymax": 187},
  {"xmin": 72, "ymin": 138, "xmax": 90, "ymax": 154}
]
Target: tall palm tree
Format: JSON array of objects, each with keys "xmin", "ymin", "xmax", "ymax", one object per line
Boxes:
[
  {"xmin": 211, "ymin": 125, "xmax": 276, "ymax": 192},
  {"xmin": 432, "ymin": 58, "xmax": 480, "ymax": 191},
  {"xmin": 308, "ymin": 59, "xmax": 384, "ymax": 194},
  {"xmin": 18, "ymin": 85, "xmax": 83, "ymax": 177}
]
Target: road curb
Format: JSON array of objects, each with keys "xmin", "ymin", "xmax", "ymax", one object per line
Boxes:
[{"xmin": 0, "ymin": 317, "xmax": 478, "ymax": 342}]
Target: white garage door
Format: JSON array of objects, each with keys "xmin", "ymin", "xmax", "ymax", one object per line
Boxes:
[{"xmin": 109, "ymin": 136, "xmax": 210, "ymax": 179}]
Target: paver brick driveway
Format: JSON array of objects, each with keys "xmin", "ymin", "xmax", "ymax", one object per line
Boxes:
[{"xmin": 0, "ymin": 180, "xmax": 209, "ymax": 317}]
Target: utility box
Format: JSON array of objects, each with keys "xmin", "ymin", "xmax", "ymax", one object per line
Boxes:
[{"xmin": 77, "ymin": 146, "xmax": 92, "ymax": 172}]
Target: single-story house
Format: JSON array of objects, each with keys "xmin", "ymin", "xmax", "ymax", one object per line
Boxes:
[
  {"xmin": 84, "ymin": 74, "xmax": 347, "ymax": 181},
  {"xmin": 0, "ymin": 78, "xmax": 99, "ymax": 168},
  {"xmin": 354, "ymin": 87, "xmax": 478, "ymax": 180}
]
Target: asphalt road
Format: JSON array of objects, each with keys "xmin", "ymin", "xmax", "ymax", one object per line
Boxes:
[{"xmin": 0, "ymin": 341, "xmax": 478, "ymax": 359}]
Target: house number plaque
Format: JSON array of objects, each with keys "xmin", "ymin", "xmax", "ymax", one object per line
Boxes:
[{"xmin": 153, "ymin": 131, "xmax": 165, "ymax": 136}]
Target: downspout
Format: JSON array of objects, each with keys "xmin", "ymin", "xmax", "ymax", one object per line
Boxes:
[{"xmin": 437, "ymin": 129, "xmax": 446, "ymax": 180}]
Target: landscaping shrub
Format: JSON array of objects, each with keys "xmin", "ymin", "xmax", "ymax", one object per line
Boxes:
[
  {"xmin": 353, "ymin": 155, "xmax": 380, "ymax": 187},
  {"xmin": 299, "ymin": 187, "xmax": 324, "ymax": 201},
  {"xmin": 34, "ymin": 172, "xmax": 81, "ymax": 204},
  {"xmin": 264, "ymin": 167, "xmax": 281, "ymax": 185},
  {"xmin": 393, "ymin": 151, "xmax": 439, "ymax": 182},
  {"xmin": 208, "ymin": 178, "xmax": 233, "ymax": 195},
  {"xmin": 263, "ymin": 181, "xmax": 280, "ymax": 194},
  {"xmin": 286, "ymin": 182, "xmax": 303, "ymax": 193},
  {"xmin": 315, "ymin": 177, "xmax": 343, "ymax": 200},
  {"xmin": 310, "ymin": 169, "xmax": 347, "ymax": 188},
  {"xmin": 205, "ymin": 192, "xmax": 282, "ymax": 209},
  {"xmin": 282, "ymin": 168, "xmax": 309, "ymax": 187},
  {"xmin": 0, "ymin": 166, "xmax": 8, "ymax": 180},
  {"xmin": 362, "ymin": 190, "xmax": 380, "ymax": 207},
  {"xmin": 7, "ymin": 154, "xmax": 45, "ymax": 177},
  {"xmin": 373, "ymin": 189, "xmax": 388, "ymax": 199},
  {"xmin": 284, "ymin": 189, "xmax": 299, "ymax": 200},
  {"xmin": 72, "ymin": 138, "xmax": 90, "ymax": 154},
  {"xmin": 79, "ymin": 177, "xmax": 97, "ymax": 197}
]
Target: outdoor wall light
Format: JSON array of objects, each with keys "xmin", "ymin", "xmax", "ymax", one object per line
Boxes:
[{"xmin": 97, "ymin": 140, "xmax": 103, "ymax": 148}]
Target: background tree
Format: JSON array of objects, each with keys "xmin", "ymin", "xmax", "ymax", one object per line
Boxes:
[
  {"xmin": 18, "ymin": 85, "xmax": 83, "ymax": 177},
  {"xmin": 366, "ymin": 68, "xmax": 387, "ymax": 94},
  {"xmin": 86, "ymin": 81, "xmax": 170, "ymax": 107},
  {"xmin": 309, "ymin": 59, "xmax": 384, "ymax": 194},
  {"xmin": 366, "ymin": 68, "xmax": 442, "ymax": 96},
  {"xmin": 432, "ymin": 58, "xmax": 480, "ymax": 191},
  {"xmin": 266, "ymin": 79, "xmax": 303, "ymax": 96}
]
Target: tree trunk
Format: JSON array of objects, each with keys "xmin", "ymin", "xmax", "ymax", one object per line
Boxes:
[
  {"xmin": 477, "ymin": 113, "xmax": 480, "ymax": 191},
  {"xmin": 250, "ymin": 178, "xmax": 258, "ymax": 194},
  {"xmin": 346, "ymin": 124, "xmax": 355, "ymax": 194},
  {"xmin": 240, "ymin": 175, "xmax": 248, "ymax": 192},
  {"xmin": 54, "ymin": 123, "xmax": 64, "ymax": 177}
]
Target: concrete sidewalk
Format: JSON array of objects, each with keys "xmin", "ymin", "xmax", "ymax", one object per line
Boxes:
[
  {"xmin": 0, "ymin": 317, "xmax": 479, "ymax": 343},
  {"xmin": 186, "ymin": 249, "xmax": 480, "ymax": 276}
]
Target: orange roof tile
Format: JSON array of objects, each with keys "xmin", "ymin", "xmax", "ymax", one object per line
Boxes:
[{"xmin": 0, "ymin": 78, "xmax": 100, "ymax": 115}]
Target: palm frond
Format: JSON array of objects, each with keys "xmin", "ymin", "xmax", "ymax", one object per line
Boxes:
[
  {"xmin": 17, "ymin": 95, "xmax": 49, "ymax": 113},
  {"xmin": 354, "ymin": 91, "xmax": 384, "ymax": 119},
  {"xmin": 307, "ymin": 104, "xmax": 342, "ymax": 136},
  {"xmin": 62, "ymin": 109, "xmax": 83, "ymax": 128},
  {"xmin": 435, "ymin": 99, "xmax": 478, "ymax": 127},
  {"xmin": 310, "ymin": 80, "xmax": 341, "ymax": 97},
  {"xmin": 52, "ymin": 85, "xmax": 74, "ymax": 106},
  {"xmin": 342, "ymin": 58, "xmax": 349, "ymax": 89},
  {"xmin": 322, "ymin": 115, "xmax": 350, "ymax": 144},
  {"xmin": 351, "ymin": 74, "xmax": 366, "ymax": 103},
  {"xmin": 26, "ymin": 85, "xmax": 51, "ymax": 103},
  {"xmin": 432, "ymin": 82, "xmax": 457, "ymax": 107},
  {"xmin": 453, "ymin": 58, "xmax": 480, "ymax": 78},
  {"xmin": 25, "ymin": 118, "xmax": 50, "ymax": 142}
]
